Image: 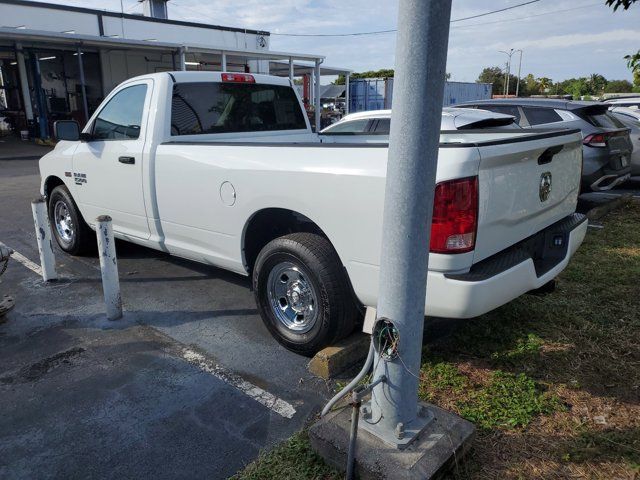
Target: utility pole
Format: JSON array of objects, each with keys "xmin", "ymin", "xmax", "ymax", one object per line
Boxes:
[
  {"xmin": 361, "ymin": 0, "xmax": 452, "ymax": 447},
  {"xmin": 310, "ymin": 1, "xmax": 475, "ymax": 475}
]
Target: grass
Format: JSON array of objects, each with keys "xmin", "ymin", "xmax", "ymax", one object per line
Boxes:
[{"xmin": 234, "ymin": 203, "xmax": 640, "ymax": 480}]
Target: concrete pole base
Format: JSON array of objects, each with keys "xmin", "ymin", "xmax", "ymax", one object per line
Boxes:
[{"xmin": 309, "ymin": 402, "xmax": 475, "ymax": 480}]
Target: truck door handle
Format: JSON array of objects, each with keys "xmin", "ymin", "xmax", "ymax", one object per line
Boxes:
[{"xmin": 118, "ymin": 156, "xmax": 135, "ymax": 164}]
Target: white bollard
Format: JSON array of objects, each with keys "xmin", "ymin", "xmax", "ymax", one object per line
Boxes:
[
  {"xmin": 31, "ymin": 196, "xmax": 57, "ymax": 282},
  {"xmin": 96, "ymin": 215, "xmax": 122, "ymax": 320}
]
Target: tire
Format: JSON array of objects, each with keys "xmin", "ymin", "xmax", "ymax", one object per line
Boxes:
[
  {"xmin": 253, "ymin": 232, "xmax": 358, "ymax": 356},
  {"xmin": 48, "ymin": 185, "xmax": 94, "ymax": 255}
]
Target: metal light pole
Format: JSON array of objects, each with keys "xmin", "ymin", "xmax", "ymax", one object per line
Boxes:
[
  {"xmin": 515, "ymin": 49, "xmax": 523, "ymax": 97},
  {"xmin": 499, "ymin": 49, "xmax": 515, "ymax": 96},
  {"xmin": 361, "ymin": 0, "xmax": 452, "ymax": 448}
]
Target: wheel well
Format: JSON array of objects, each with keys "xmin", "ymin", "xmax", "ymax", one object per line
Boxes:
[
  {"xmin": 243, "ymin": 208, "xmax": 326, "ymax": 274},
  {"xmin": 44, "ymin": 176, "xmax": 65, "ymax": 199}
]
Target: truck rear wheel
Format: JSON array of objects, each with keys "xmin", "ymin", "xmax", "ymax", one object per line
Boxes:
[
  {"xmin": 253, "ymin": 232, "xmax": 358, "ymax": 356},
  {"xmin": 48, "ymin": 185, "xmax": 94, "ymax": 255}
]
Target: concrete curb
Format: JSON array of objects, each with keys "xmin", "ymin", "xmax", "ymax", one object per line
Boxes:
[
  {"xmin": 586, "ymin": 193, "xmax": 633, "ymax": 221},
  {"xmin": 308, "ymin": 333, "xmax": 370, "ymax": 380}
]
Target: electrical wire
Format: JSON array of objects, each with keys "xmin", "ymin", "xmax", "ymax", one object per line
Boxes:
[
  {"xmin": 450, "ymin": 2, "xmax": 602, "ymax": 30},
  {"xmin": 270, "ymin": 0, "xmax": 543, "ymax": 37}
]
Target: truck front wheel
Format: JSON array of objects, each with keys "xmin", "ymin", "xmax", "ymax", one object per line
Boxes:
[
  {"xmin": 253, "ymin": 232, "xmax": 358, "ymax": 356},
  {"xmin": 48, "ymin": 185, "xmax": 93, "ymax": 255}
]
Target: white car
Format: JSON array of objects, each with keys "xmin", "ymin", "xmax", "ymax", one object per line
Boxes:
[
  {"xmin": 604, "ymin": 96, "xmax": 640, "ymax": 110},
  {"xmin": 40, "ymin": 71, "xmax": 587, "ymax": 355},
  {"xmin": 321, "ymin": 108, "xmax": 519, "ymax": 136}
]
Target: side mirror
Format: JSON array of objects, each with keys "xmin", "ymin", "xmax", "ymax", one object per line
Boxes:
[{"xmin": 53, "ymin": 120, "xmax": 80, "ymax": 141}]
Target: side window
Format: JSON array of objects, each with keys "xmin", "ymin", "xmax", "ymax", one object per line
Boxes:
[
  {"xmin": 92, "ymin": 84, "xmax": 147, "ymax": 140},
  {"xmin": 323, "ymin": 118, "xmax": 370, "ymax": 133},
  {"xmin": 522, "ymin": 107, "xmax": 563, "ymax": 126},
  {"xmin": 478, "ymin": 105, "xmax": 522, "ymax": 125},
  {"xmin": 372, "ymin": 118, "xmax": 390, "ymax": 133}
]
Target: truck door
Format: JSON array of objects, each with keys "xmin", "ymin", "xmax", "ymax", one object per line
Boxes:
[{"xmin": 71, "ymin": 80, "xmax": 152, "ymax": 240}]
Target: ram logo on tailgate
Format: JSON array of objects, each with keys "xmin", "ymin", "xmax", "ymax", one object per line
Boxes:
[{"xmin": 539, "ymin": 172, "xmax": 552, "ymax": 202}]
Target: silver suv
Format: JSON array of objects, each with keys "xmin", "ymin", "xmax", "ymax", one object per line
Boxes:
[{"xmin": 455, "ymin": 99, "xmax": 632, "ymax": 192}]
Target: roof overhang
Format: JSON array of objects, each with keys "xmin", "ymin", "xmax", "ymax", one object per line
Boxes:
[{"xmin": 0, "ymin": 27, "xmax": 325, "ymax": 63}]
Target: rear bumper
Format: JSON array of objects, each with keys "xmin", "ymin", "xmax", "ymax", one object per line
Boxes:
[{"xmin": 424, "ymin": 213, "xmax": 588, "ymax": 318}]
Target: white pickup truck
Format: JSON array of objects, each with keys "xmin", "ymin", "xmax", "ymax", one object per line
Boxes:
[{"xmin": 40, "ymin": 71, "xmax": 587, "ymax": 355}]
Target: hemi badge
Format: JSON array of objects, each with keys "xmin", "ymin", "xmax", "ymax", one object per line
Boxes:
[{"xmin": 64, "ymin": 171, "xmax": 72, "ymax": 177}]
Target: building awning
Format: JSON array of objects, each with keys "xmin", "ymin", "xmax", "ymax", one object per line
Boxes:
[{"xmin": 0, "ymin": 27, "xmax": 328, "ymax": 63}]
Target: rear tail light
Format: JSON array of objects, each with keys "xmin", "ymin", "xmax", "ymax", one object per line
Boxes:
[
  {"xmin": 221, "ymin": 73, "xmax": 255, "ymax": 83},
  {"xmin": 583, "ymin": 130, "xmax": 626, "ymax": 148},
  {"xmin": 430, "ymin": 176, "xmax": 478, "ymax": 254},
  {"xmin": 583, "ymin": 133, "xmax": 607, "ymax": 148}
]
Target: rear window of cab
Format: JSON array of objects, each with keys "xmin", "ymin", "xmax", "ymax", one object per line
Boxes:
[{"xmin": 171, "ymin": 82, "xmax": 307, "ymax": 135}]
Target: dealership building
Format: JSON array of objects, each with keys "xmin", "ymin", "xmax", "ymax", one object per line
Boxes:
[{"xmin": 0, "ymin": 0, "xmax": 350, "ymax": 137}]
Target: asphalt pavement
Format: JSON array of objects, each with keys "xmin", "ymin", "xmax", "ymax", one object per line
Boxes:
[{"xmin": 0, "ymin": 157, "xmax": 329, "ymax": 479}]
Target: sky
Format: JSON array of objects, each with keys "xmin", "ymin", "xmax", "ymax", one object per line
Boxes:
[{"xmin": 27, "ymin": 0, "xmax": 640, "ymax": 83}]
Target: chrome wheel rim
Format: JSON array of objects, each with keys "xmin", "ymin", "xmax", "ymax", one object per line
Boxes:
[
  {"xmin": 53, "ymin": 200, "xmax": 74, "ymax": 245},
  {"xmin": 267, "ymin": 261, "xmax": 319, "ymax": 334}
]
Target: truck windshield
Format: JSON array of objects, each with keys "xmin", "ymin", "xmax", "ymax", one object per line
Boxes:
[{"xmin": 171, "ymin": 82, "xmax": 307, "ymax": 135}]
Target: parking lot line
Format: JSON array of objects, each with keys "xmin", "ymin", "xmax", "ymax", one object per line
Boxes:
[
  {"xmin": 9, "ymin": 249, "xmax": 42, "ymax": 277},
  {"xmin": 182, "ymin": 348, "xmax": 297, "ymax": 419}
]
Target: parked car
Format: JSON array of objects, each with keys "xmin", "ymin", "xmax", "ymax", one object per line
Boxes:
[
  {"xmin": 321, "ymin": 107, "xmax": 519, "ymax": 135},
  {"xmin": 609, "ymin": 107, "xmax": 640, "ymax": 176},
  {"xmin": 454, "ymin": 98, "xmax": 633, "ymax": 192},
  {"xmin": 604, "ymin": 96, "xmax": 640, "ymax": 110},
  {"xmin": 41, "ymin": 72, "xmax": 587, "ymax": 355}
]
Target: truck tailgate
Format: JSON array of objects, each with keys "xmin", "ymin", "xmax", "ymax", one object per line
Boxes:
[{"xmin": 473, "ymin": 129, "xmax": 583, "ymax": 263}]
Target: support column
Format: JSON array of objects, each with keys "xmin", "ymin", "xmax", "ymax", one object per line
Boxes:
[
  {"xmin": 98, "ymin": 49, "xmax": 110, "ymax": 96},
  {"xmin": 76, "ymin": 46, "xmax": 89, "ymax": 124},
  {"xmin": 345, "ymin": 73, "xmax": 350, "ymax": 115},
  {"xmin": 221, "ymin": 51, "xmax": 227, "ymax": 72},
  {"xmin": 366, "ymin": 0, "xmax": 452, "ymax": 447},
  {"xmin": 314, "ymin": 58, "xmax": 321, "ymax": 132},
  {"xmin": 289, "ymin": 57, "xmax": 294, "ymax": 83},
  {"xmin": 30, "ymin": 53, "xmax": 48, "ymax": 139},
  {"xmin": 177, "ymin": 47, "xmax": 186, "ymax": 71},
  {"xmin": 15, "ymin": 44, "xmax": 33, "ymax": 121}
]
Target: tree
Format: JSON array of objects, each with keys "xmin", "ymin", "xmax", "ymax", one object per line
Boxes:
[
  {"xmin": 604, "ymin": 79, "xmax": 634, "ymax": 93},
  {"xmin": 477, "ymin": 66, "xmax": 519, "ymax": 95},
  {"xmin": 587, "ymin": 73, "xmax": 608, "ymax": 96}
]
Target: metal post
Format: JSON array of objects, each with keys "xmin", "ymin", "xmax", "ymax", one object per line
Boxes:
[
  {"xmin": 506, "ymin": 50, "xmax": 512, "ymax": 96},
  {"xmin": 364, "ymin": 0, "xmax": 452, "ymax": 448},
  {"xmin": 221, "ymin": 51, "xmax": 227, "ymax": 72},
  {"xmin": 314, "ymin": 58, "xmax": 322, "ymax": 132},
  {"xmin": 345, "ymin": 73, "xmax": 350, "ymax": 114},
  {"xmin": 178, "ymin": 47, "xmax": 186, "ymax": 71},
  {"xmin": 31, "ymin": 196, "xmax": 57, "ymax": 282},
  {"xmin": 15, "ymin": 43, "xmax": 34, "ymax": 121},
  {"xmin": 96, "ymin": 215, "xmax": 122, "ymax": 320},
  {"xmin": 288, "ymin": 57, "xmax": 294, "ymax": 83},
  {"xmin": 515, "ymin": 50, "xmax": 523, "ymax": 97},
  {"xmin": 76, "ymin": 46, "xmax": 89, "ymax": 125}
]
